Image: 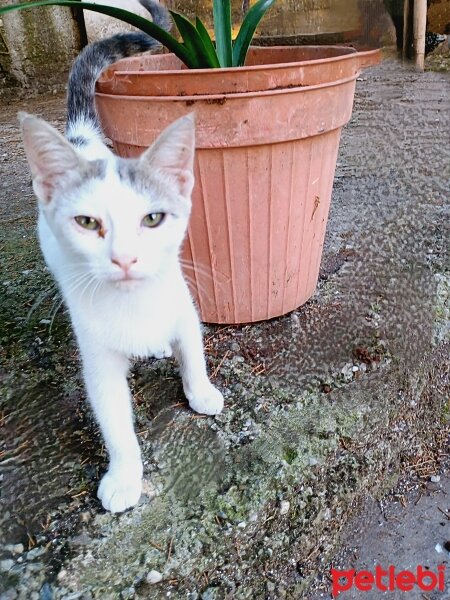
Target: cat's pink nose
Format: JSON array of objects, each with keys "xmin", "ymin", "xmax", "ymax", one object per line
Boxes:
[{"xmin": 111, "ymin": 255, "xmax": 138, "ymax": 272}]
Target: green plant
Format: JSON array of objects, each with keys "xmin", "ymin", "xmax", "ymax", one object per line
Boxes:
[{"xmin": 0, "ymin": 0, "xmax": 276, "ymax": 69}]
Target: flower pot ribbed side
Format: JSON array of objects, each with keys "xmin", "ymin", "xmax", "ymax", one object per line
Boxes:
[
  {"xmin": 95, "ymin": 48, "xmax": 379, "ymax": 324},
  {"xmin": 183, "ymin": 130, "xmax": 342, "ymax": 323}
]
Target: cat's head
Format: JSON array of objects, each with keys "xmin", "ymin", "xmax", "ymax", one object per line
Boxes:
[{"xmin": 20, "ymin": 112, "xmax": 195, "ymax": 288}]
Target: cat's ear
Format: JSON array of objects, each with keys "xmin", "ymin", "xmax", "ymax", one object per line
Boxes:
[
  {"xmin": 19, "ymin": 112, "xmax": 83, "ymax": 205},
  {"xmin": 139, "ymin": 114, "xmax": 195, "ymax": 198}
]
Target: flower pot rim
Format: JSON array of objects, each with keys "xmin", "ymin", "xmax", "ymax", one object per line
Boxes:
[
  {"xmin": 96, "ymin": 71, "xmax": 359, "ymax": 102},
  {"xmin": 104, "ymin": 46, "xmax": 380, "ymax": 78}
]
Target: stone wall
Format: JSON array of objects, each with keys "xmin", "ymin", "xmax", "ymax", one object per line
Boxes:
[
  {"xmin": 82, "ymin": 0, "xmax": 149, "ymax": 41},
  {"xmin": 0, "ymin": 0, "xmax": 82, "ymax": 99}
]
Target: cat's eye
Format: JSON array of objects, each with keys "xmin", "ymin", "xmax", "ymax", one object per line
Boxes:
[
  {"xmin": 74, "ymin": 216, "xmax": 101, "ymax": 231},
  {"xmin": 142, "ymin": 213, "xmax": 165, "ymax": 228}
]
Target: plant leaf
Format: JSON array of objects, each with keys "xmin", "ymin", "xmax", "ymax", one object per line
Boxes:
[
  {"xmin": 195, "ymin": 16, "xmax": 220, "ymax": 68},
  {"xmin": 213, "ymin": 0, "xmax": 232, "ymax": 67},
  {"xmin": 169, "ymin": 10, "xmax": 217, "ymax": 68},
  {"xmin": 0, "ymin": 0, "xmax": 198, "ymax": 68},
  {"xmin": 232, "ymin": 0, "xmax": 276, "ymax": 66}
]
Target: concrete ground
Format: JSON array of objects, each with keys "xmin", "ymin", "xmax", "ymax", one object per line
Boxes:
[
  {"xmin": 0, "ymin": 54, "xmax": 449, "ymax": 599},
  {"xmin": 310, "ymin": 473, "xmax": 450, "ymax": 599}
]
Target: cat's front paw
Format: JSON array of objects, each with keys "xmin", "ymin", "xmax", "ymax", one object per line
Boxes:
[
  {"xmin": 185, "ymin": 382, "xmax": 224, "ymax": 416},
  {"xmin": 97, "ymin": 465, "xmax": 142, "ymax": 513}
]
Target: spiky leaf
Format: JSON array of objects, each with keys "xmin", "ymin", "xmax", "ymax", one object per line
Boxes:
[
  {"xmin": 233, "ymin": 0, "xmax": 276, "ymax": 66},
  {"xmin": 213, "ymin": 0, "xmax": 233, "ymax": 67},
  {"xmin": 195, "ymin": 16, "xmax": 220, "ymax": 68},
  {"xmin": 170, "ymin": 11, "xmax": 217, "ymax": 68}
]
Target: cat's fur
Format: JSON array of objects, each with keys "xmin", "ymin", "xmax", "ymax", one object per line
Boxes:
[{"xmin": 19, "ymin": 0, "xmax": 224, "ymax": 513}]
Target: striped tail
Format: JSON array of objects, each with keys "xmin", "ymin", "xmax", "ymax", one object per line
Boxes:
[{"xmin": 66, "ymin": 0, "xmax": 171, "ymax": 141}]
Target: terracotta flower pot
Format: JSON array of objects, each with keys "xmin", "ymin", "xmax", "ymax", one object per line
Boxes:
[{"xmin": 95, "ymin": 46, "xmax": 380, "ymax": 324}]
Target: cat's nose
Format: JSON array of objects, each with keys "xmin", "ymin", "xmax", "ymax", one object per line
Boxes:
[{"xmin": 111, "ymin": 255, "xmax": 138, "ymax": 272}]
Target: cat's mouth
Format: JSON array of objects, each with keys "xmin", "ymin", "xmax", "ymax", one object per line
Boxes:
[{"xmin": 110, "ymin": 273, "xmax": 145, "ymax": 288}]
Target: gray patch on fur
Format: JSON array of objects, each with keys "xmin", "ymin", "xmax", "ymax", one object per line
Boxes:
[
  {"xmin": 85, "ymin": 159, "xmax": 107, "ymax": 181},
  {"xmin": 116, "ymin": 157, "xmax": 190, "ymax": 218},
  {"xmin": 117, "ymin": 158, "xmax": 139, "ymax": 186},
  {"xmin": 66, "ymin": 159, "xmax": 107, "ymax": 193}
]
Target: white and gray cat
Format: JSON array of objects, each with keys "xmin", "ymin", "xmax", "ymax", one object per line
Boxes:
[{"xmin": 20, "ymin": 0, "xmax": 224, "ymax": 513}]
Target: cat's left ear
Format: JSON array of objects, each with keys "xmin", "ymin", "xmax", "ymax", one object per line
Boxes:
[{"xmin": 139, "ymin": 114, "xmax": 195, "ymax": 198}]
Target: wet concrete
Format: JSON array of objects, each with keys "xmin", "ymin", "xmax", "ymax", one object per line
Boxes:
[{"xmin": 0, "ymin": 56, "xmax": 449, "ymax": 598}]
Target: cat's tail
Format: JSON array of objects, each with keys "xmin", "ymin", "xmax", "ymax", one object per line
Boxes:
[{"xmin": 66, "ymin": 0, "xmax": 171, "ymax": 143}]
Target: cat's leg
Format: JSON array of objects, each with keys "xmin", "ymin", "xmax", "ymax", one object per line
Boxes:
[
  {"xmin": 79, "ymin": 342, "xmax": 142, "ymax": 512},
  {"xmin": 174, "ymin": 301, "xmax": 224, "ymax": 416}
]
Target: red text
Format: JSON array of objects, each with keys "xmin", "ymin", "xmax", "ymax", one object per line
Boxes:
[{"xmin": 331, "ymin": 565, "xmax": 446, "ymax": 597}]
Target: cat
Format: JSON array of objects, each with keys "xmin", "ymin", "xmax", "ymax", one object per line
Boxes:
[{"xmin": 19, "ymin": 0, "xmax": 224, "ymax": 513}]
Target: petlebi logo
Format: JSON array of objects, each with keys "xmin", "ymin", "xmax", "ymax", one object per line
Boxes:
[{"xmin": 331, "ymin": 564, "xmax": 446, "ymax": 597}]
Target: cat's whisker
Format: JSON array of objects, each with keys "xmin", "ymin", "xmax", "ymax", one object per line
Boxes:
[
  {"xmin": 180, "ymin": 263, "xmax": 214, "ymax": 285},
  {"xmin": 179, "ymin": 258, "xmax": 213, "ymax": 276},
  {"xmin": 57, "ymin": 266, "xmax": 91, "ymax": 284},
  {"xmin": 61, "ymin": 262, "xmax": 90, "ymax": 268},
  {"xmin": 60, "ymin": 269, "xmax": 88, "ymax": 280},
  {"xmin": 59, "ymin": 265, "xmax": 92, "ymax": 278},
  {"xmin": 179, "ymin": 259, "xmax": 227, "ymax": 285},
  {"xmin": 179, "ymin": 261, "xmax": 219, "ymax": 293},
  {"xmin": 78, "ymin": 276, "xmax": 97, "ymax": 304},
  {"xmin": 64, "ymin": 272, "xmax": 93, "ymax": 297},
  {"xmin": 64, "ymin": 273, "xmax": 95, "ymax": 301},
  {"xmin": 181, "ymin": 266, "xmax": 214, "ymax": 282},
  {"xmin": 182, "ymin": 273, "xmax": 215, "ymax": 297},
  {"xmin": 183, "ymin": 273, "xmax": 210, "ymax": 299},
  {"xmin": 88, "ymin": 277, "xmax": 103, "ymax": 311},
  {"xmin": 179, "ymin": 257, "xmax": 212, "ymax": 270},
  {"xmin": 59, "ymin": 276, "xmax": 85, "ymax": 292}
]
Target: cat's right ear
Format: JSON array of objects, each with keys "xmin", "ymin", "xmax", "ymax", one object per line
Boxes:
[
  {"xmin": 139, "ymin": 113, "xmax": 196, "ymax": 199},
  {"xmin": 19, "ymin": 112, "xmax": 82, "ymax": 205}
]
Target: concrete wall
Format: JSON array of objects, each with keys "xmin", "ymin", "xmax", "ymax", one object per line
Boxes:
[
  {"xmin": 0, "ymin": 0, "xmax": 82, "ymax": 98},
  {"xmin": 82, "ymin": 0, "xmax": 149, "ymax": 41},
  {"xmin": 82, "ymin": 0, "xmax": 397, "ymax": 48},
  {"xmin": 166, "ymin": 0, "xmax": 395, "ymax": 47}
]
